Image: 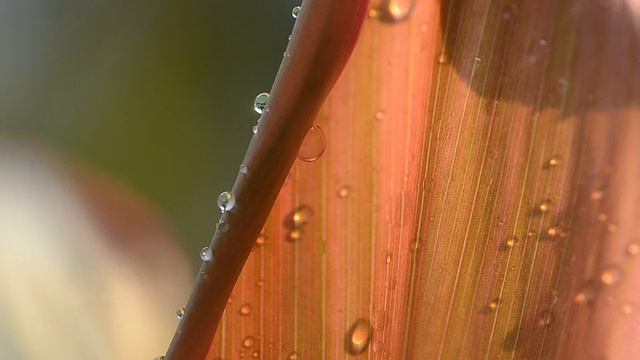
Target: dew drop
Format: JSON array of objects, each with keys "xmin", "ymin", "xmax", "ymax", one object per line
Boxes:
[
  {"xmin": 627, "ymin": 242, "xmax": 639, "ymax": 256},
  {"xmin": 256, "ymin": 232, "xmax": 265, "ymax": 246},
  {"xmin": 338, "ymin": 186, "xmax": 351, "ymax": 198},
  {"xmin": 217, "ymin": 191, "xmax": 236, "ymax": 213},
  {"xmin": 240, "ymin": 304, "xmax": 252, "ymax": 316},
  {"xmin": 600, "ymin": 265, "xmax": 623, "ymax": 286},
  {"xmin": 153, "ymin": 356, "xmax": 165, "ymax": 360},
  {"xmin": 288, "ymin": 352, "xmax": 299, "ymax": 360},
  {"xmin": 176, "ymin": 307, "xmax": 185, "ymax": 319},
  {"xmin": 620, "ymin": 302, "xmax": 633, "ymax": 315},
  {"xmin": 298, "ymin": 124, "xmax": 326, "ymax": 162},
  {"xmin": 536, "ymin": 200, "xmax": 552, "ymax": 213},
  {"xmin": 547, "ymin": 155, "xmax": 561, "ymax": 167},
  {"xmin": 590, "ymin": 190, "xmax": 604, "ymax": 200},
  {"xmin": 369, "ymin": 0, "xmax": 416, "ymax": 23},
  {"xmin": 573, "ymin": 282, "xmax": 596, "ymax": 304},
  {"xmin": 252, "ymin": 125, "xmax": 258, "ymax": 134},
  {"xmin": 504, "ymin": 237, "xmax": 517, "ymax": 249},
  {"xmin": 546, "ymin": 225, "xmax": 566, "ymax": 239},
  {"xmin": 292, "ymin": 6, "xmax": 301, "ymax": 19},
  {"xmin": 488, "ymin": 300, "xmax": 499, "ymax": 311},
  {"xmin": 239, "ymin": 164, "xmax": 248, "ymax": 174},
  {"xmin": 288, "ymin": 229, "xmax": 302, "ymax": 241},
  {"xmin": 374, "ymin": 111, "xmax": 385, "ymax": 120},
  {"xmin": 598, "ymin": 213, "xmax": 608, "ymax": 222},
  {"xmin": 253, "ymin": 92, "xmax": 270, "ymax": 114},
  {"xmin": 252, "ymin": 351, "xmax": 260, "ymax": 358},
  {"xmin": 200, "ymin": 246, "xmax": 213, "ymax": 261},
  {"xmin": 385, "ymin": 253, "xmax": 392, "ymax": 264},
  {"xmin": 256, "ymin": 279, "xmax": 264, "ymax": 287},
  {"xmin": 345, "ymin": 318, "xmax": 373, "ymax": 355},
  {"xmin": 291, "ymin": 205, "xmax": 313, "ymax": 227},
  {"xmin": 437, "ymin": 52, "xmax": 451, "ymax": 64},
  {"xmin": 216, "ymin": 221, "xmax": 229, "ymax": 233},
  {"xmin": 243, "ymin": 336, "xmax": 255, "ymax": 348}
]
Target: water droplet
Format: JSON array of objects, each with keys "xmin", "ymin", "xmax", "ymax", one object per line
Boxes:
[
  {"xmin": 216, "ymin": 221, "xmax": 229, "ymax": 233},
  {"xmin": 256, "ymin": 279, "xmax": 264, "ymax": 287},
  {"xmin": 292, "ymin": 6, "xmax": 301, "ymax": 18},
  {"xmin": 256, "ymin": 232, "xmax": 265, "ymax": 246},
  {"xmin": 385, "ymin": 253, "xmax": 391, "ymax": 264},
  {"xmin": 627, "ymin": 242, "xmax": 639, "ymax": 256},
  {"xmin": 252, "ymin": 125, "xmax": 258, "ymax": 134},
  {"xmin": 536, "ymin": 310, "xmax": 553, "ymax": 327},
  {"xmin": 338, "ymin": 186, "xmax": 351, "ymax": 198},
  {"xmin": 474, "ymin": 56, "xmax": 482, "ymax": 62},
  {"xmin": 253, "ymin": 92, "xmax": 270, "ymax": 114},
  {"xmin": 176, "ymin": 307, "xmax": 185, "ymax": 319},
  {"xmin": 288, "ymin": 352, "xmax": 299, "ymax": 360},
  {"xmin": 288, "ymin": 229, "xmax": 302, "ymax": 241},
  {"xmin": 607, "ymin": 223, "xmax": 617, "ymax": 232},
  {"xmin": 345, "ymin": 318, "xmax": 373, "ymax": 355},
  {"xmin": 291, "ymin": 206, "xmax": 313, "ymax": 227},
  {"xmin": 598, "ymin": 213, "xmax": 608, "ymax": 222},
  {"xmin": 547, "ymin": 155, "xmax": 561, "ymax": 167},
  {"xmin": 546, "ymin": 225, "xmax": 566, "ymax": 239},
  {"xmin": 504, "ymin": 237, "xmax": 517, "ymax": 249},
  {"xmin": 240, "ymin": 304, "xmax": 252, "ymax": 316},
  {"xmin": 239, "ymin": 164, "xmax": 248, "ymax": 174},
  {"xmin": 374, "ymin": 111, "xmax": 385, "ymax": 120},
  {"xmin": 600, "ymin": 265, "xmax": 623, "ymax": 286},
  {"xmin": 153, "ymin": 356, "xmax": 165, "ymax": 360},
  {"xmin": 536, "ymin": 200, "xmax": 552, "ymax": 213},
  {"xmin": 217, "ymin": 191, "xmax": 236, "ymax": 213},
  {"xmin": 200, "ymin": 246, "xmax": 212, "ymax": 261},
  {"xmin": 437, "ymin": 52, "xmax": 451, "ymax": 64},
  {"xmin": 488, "ymin": 300, "xmax": 499, "ymax": 311},
  {"xmin": 298, "ymin": 124, "xmax": 326, "ymax": 162},
  {"xmin": 590, "ymin": 190, "xmax": 604, "ymax": 200},
  {"xmin": 243, "ymin": 336, "xmax": 255, "ymax": 348},
  {"xmin": 369, "ymin": 0, "xmax": 416, "ymax": 22},
  {"xmin": 573, "ymin": 282, "xmax": 596, "ymax": 304},
  {"xmin": 620, "ymin": 302, "xmax": 633, "ymax": 315}
]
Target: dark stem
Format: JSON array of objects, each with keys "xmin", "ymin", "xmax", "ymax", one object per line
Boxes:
[{"xmin": 164, "ymin": 1, "xmax": 368, "ymax": 358}]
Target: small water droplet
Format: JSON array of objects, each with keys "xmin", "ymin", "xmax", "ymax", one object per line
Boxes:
[
  {"xmin": 216, "ymin": 221, "xmax": 229, "ymax": 233},
  {"xmin": 291, "ymin": 206, "xmax": 313, "ymax": 227},
  {"xmin": 239, "ymin": 164, "xmax": 248, "ymax": 174},
  {"xmin": 256, "ymin": 232, "xmax": 265, "ymax": 245},
  {"xmin": 573, "ymin": 282, "xmax": 596, "ymax": 304},
  {"xmin": 374, "ymin": 111, "xmax": 385, "ymax": 120},
  {"xmin": 385, "ymin": 253, "xmax": 391, "ymax": 264},
  {"xmin": 600, "ymin": 265, "xmax": 623, "ymax": 286},
  {"xmin": 547, "ymin": 156, "xmax": 561, "ymax": 167},
  {"xmin": 240, "ymin": 304, "xmax": 252, "ymax": 316},
  {"xmin": 546, "ymin": 225, "xmax": 566, "ymax": 239},
  {"xmin": 176, "ymin": 307, "xmax": 185, "ymax": 319},
  {"xmin": 627, "ymin": 242, "xmax": 639, "ymax": 256},
  {"xmin": 437, "ymin": 52, "xmax": 451, "ymax": 64},
  {"xmin": 252, "ymin": 125, "xmax": 258, "ymax": 134},
  {"xmin": 345, "ymin": 318, "xmax": 373, "ymax": 355},
  {"xmin": 369, "ymin": 0, "xmax": 416, "ymax": 22},
  {"xmin": 292, "ymin": 6, "xmax": 301, "ymax": 18},
  {"xmin": 288, "ymin": 229, "xmax": 302, "ymax": 241},
  {"xmin": 598, "ymin": 213, "xmax": 608, "ymax": 222},
  {"xmin": 590, "ymin": 190, "xmax": 604, "ymax": 200},
  {"xmin": 217, "ymin": 191, "xmax": 236, "ymax": 213},
  {"xmin": 620, "ymin": 302, "xmax": 633, "ymax": 315},
  {"xmin": 253, "ymin": 92, "xmax": 269, "ymax": 114},
  {"xmin": 536, "ymin": 310, "xmax": 553, "ymax": 327},
  {"xmin": 200, "ymin": 246, "xmax": 213, "ymax": 261},
  {"xmin": 488, "ymin": 300, "xmax": 499, "ymax": 311},
  {"xmin": 288, "ymin": 352, "xmax": 299, "ymax": 360},
  {"xmin": 298, "ymin": 124, "xmax": 326, "ymax": 162},
  {"xmin": 504, "ymin": 237, "xmax": 517, "ymax": 249},
  {"xmin": 536, "ymin": 200, "xmax": 552, "ymax": 213},
  {"xmin": 338, "ymin": 186, "xmax": 351, "ymax": 198},
  {"xmin": 288, "ymin": 34, "xmax": 292, "ymax": 41},
  {"xmin": 243, "ymin": 336, "xmax": 255, "ymax": 348},
  {"xmin": 153, "ymin": 356, "xmax": 165, "ymax": 360},
  {"xmin": 256, "ymin": 279, "xmax": 264, "ymax": 287},
  {"xmin": 252, "ymin": 351, "xmax": 260, "ymax": 358},
  {"xmin": 474, "ymin": 56, "xmax": 482, "ymax": 62}
]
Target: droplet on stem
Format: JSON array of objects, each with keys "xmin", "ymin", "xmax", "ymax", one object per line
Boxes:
[
  {"xmin": 200, "ymin": 246, "xmax": 213, "ymax": 261},
  {"xmin": 243, "ymin": 336, "xmax": 255, "ymax": 348},
  {"xmin": 239, "ymin": 164, "xmax": 248, "ymax": 174},
  {"xmin": 338, "ymin": 186, "xmax": 351, "ymax": 198},
  {"xmin": 291, "ymin": 205, "xmax": 313, "ymax": 227},
  {"xmin": 600, "ymin": 265, "xmax": 623, "ymax": 286},
  {"xmin": 368, "ymin": 0, "xmax": 416, "ymax": 23},
  {"xmin": 298, "ymin": 124, "xmax": 327, "ymax": 162},
  {"xmin": 253, "ymin": 92, "xmax": 269, "ymax": 114},
  {"xmin": 176, "ymin": 307, "xmax": 185, "ymax": 319},
  {"xmin": 217, "ymin": 191, "xmax": 236, "ymax": 213},
  {"xmin": 240, "ymin": 304, "xmax": 252, "ymax": 316},
  {"xmin": 217, "ymin": 221, "xmax": 229, "ymax": 233},
  {"xmin": 291, "ymin": 6, "xmax": 301, "ymax": 19},
  {"xmin": 627, "ymin": 242, "xmax": 639, "ymax": 256}
]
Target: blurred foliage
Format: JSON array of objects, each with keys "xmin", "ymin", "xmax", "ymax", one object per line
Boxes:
[{"xmin": 0, "ymin": 1, "xmax": 296, "ymax": 266}]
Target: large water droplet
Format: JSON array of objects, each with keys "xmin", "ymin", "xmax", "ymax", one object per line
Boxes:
[
  {"xmin": 176, "ymin": 307, "xmax": 185, "ymax": 319},
  {"xmin": 600, "ymin": 265, "xmax": 623, "ymax": 286},
  {"xmin": 292, "ymin": 6, "xmax": 301, "ymax": 19},
  {"xmin": 217, "ymin": 191, "xmax": 236, "ymax": 213},
  {"xmin": 345, "ymin": 318, "xmax": 373, "ymax": 355},
  {"xmin": 298, "ymin": 124, "xmax": 326, "ymax": 162},
  {"xmin": 369, "ymin": 0, "xmax": 416, "ymax": 22},
  {"xmin": 243, "ymin": 336, "xmax": 255, "ymax": 348},
  {"xmin": 200, "ymin": 246, "xmax": 212, "ymax": 261},
  {"xmin": 253, "ymin": 93, "xmax": 269, "ymax": 114},
  {"xmin": 240, "ymin": 304, "xmax": 252, "ymax": 316}
]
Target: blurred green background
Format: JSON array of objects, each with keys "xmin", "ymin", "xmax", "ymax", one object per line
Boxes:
[{"xmin": 0, "ymin": 1, "xmax": 296, "ymax": 267}]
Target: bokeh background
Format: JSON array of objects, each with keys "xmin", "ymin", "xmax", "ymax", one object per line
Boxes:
[
  {"xmin": 0, "ymin": 1, "xmax": 297, "ymax": 358},
  {"xmin": 1, "ymin": 0, "xmax": 295, "ymax": 260}
]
